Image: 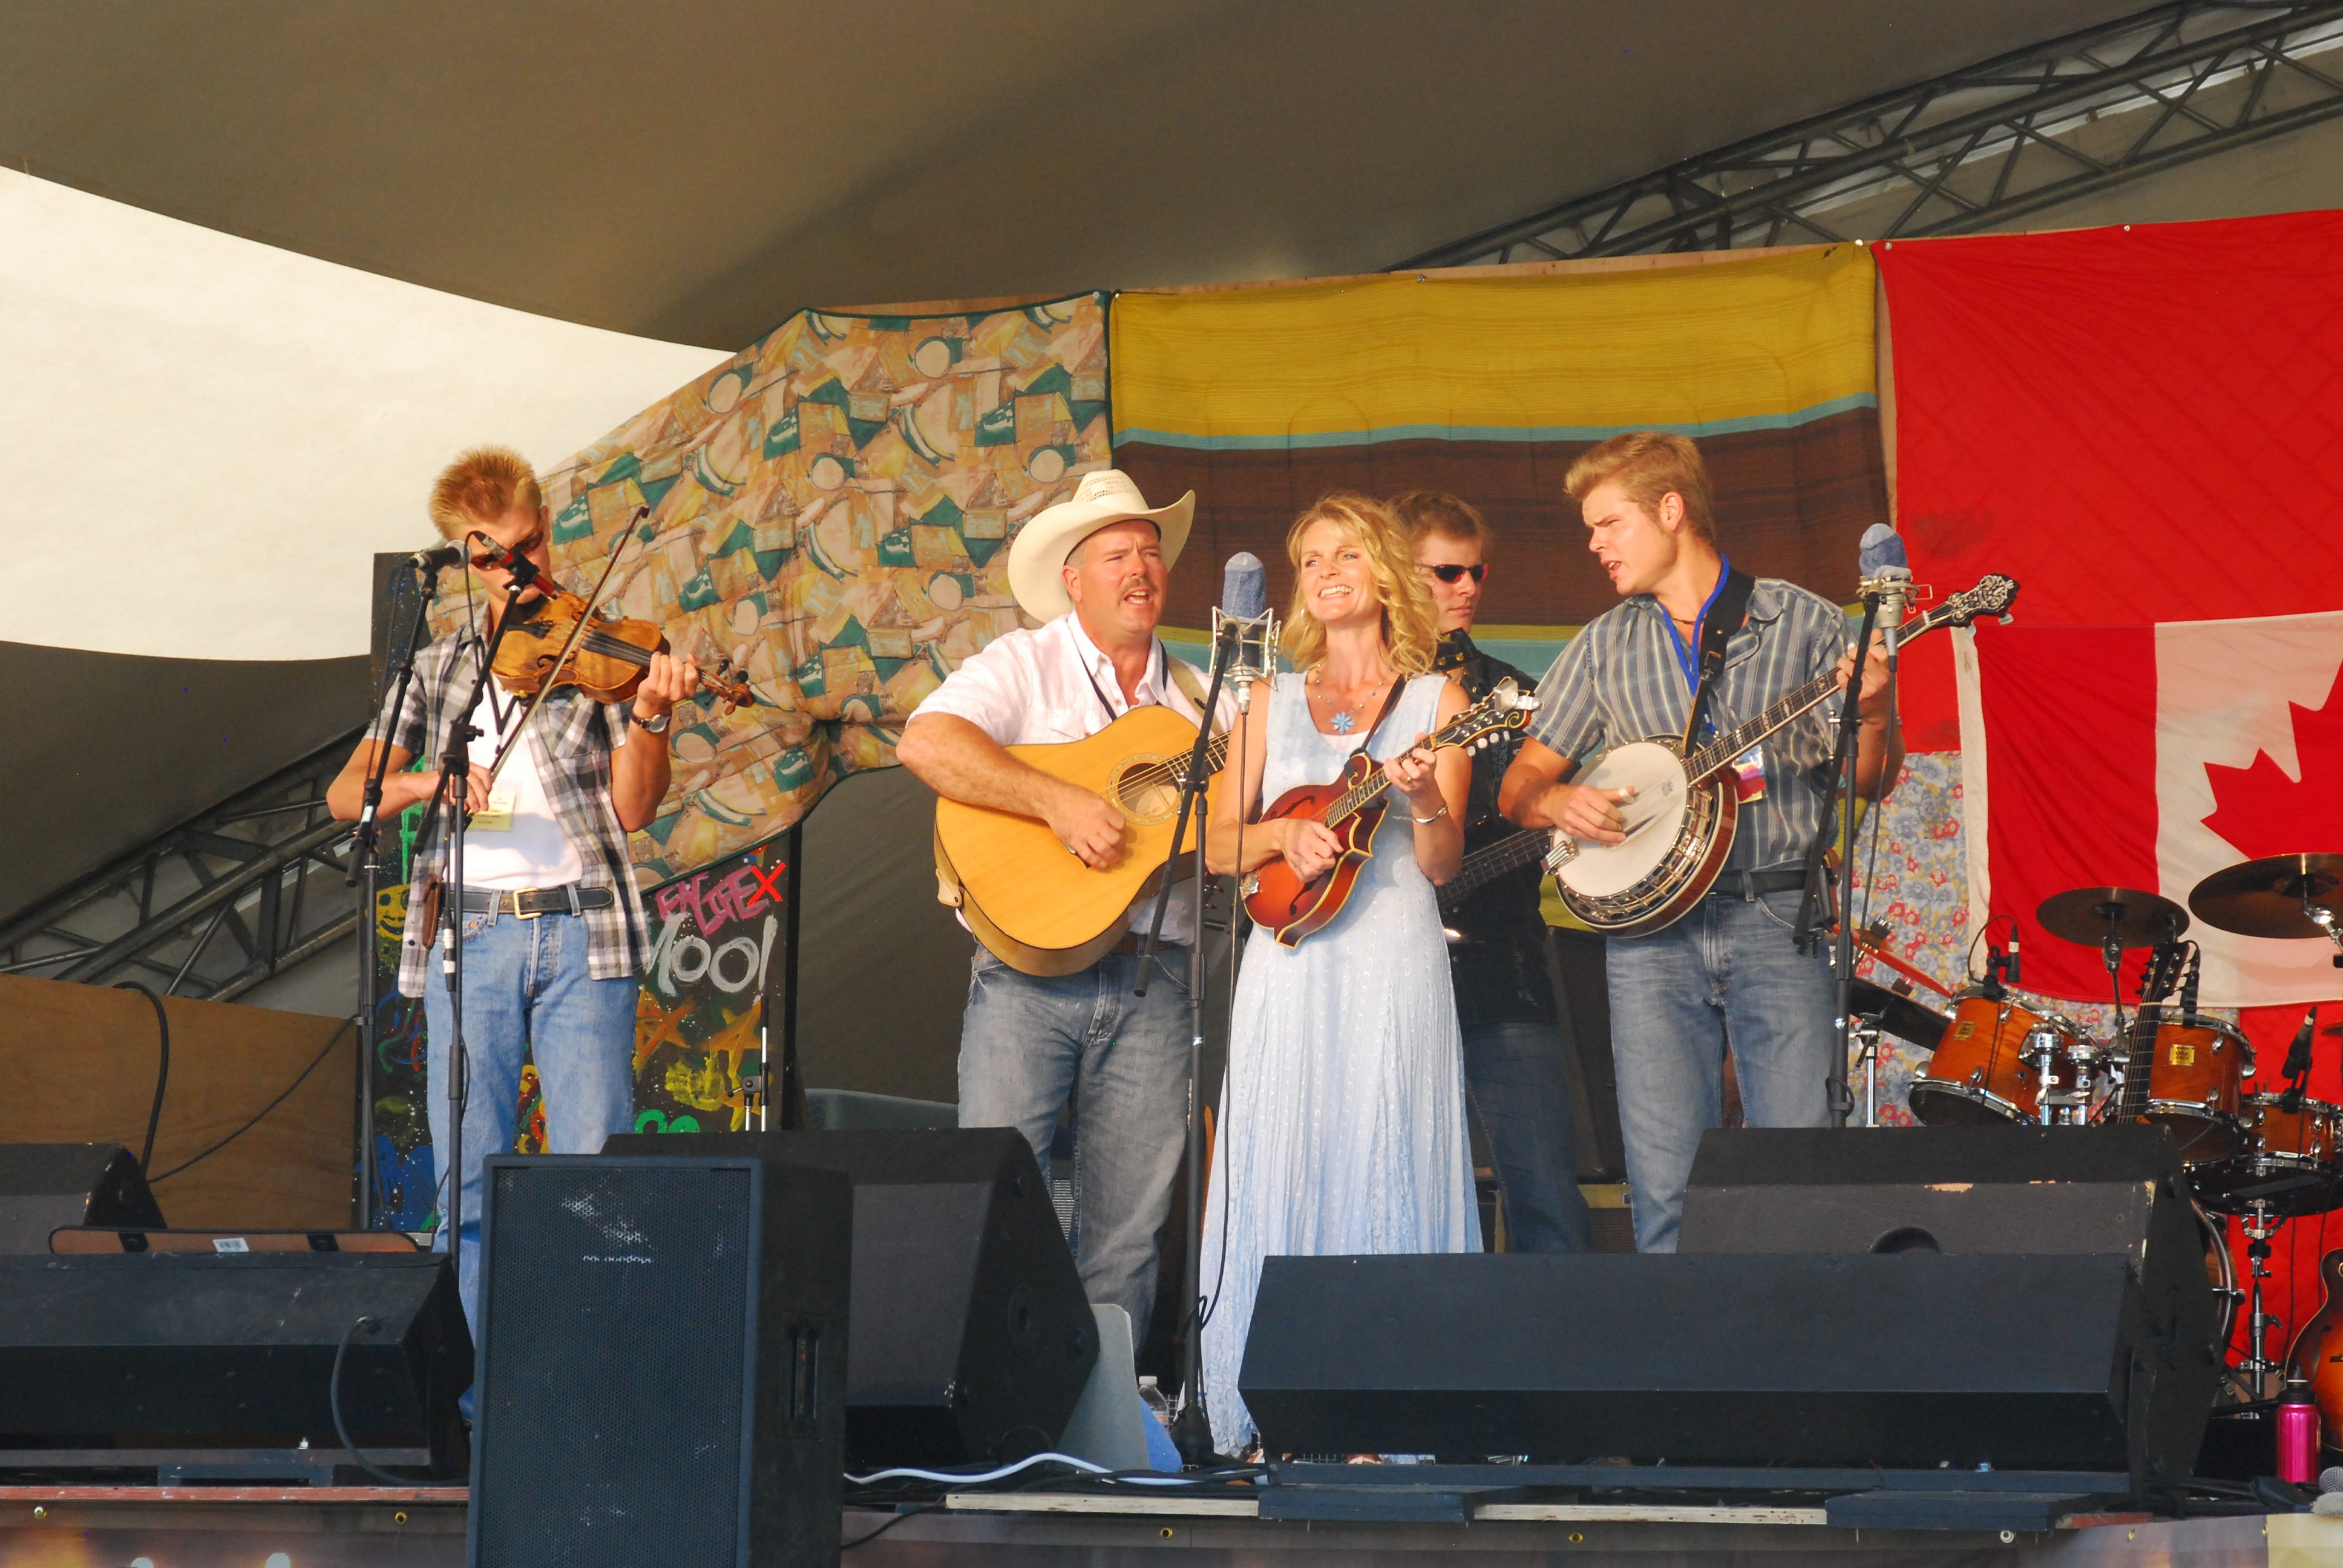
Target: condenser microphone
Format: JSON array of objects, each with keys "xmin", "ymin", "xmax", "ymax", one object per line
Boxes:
[
  {"xmin": 1215, "ymin": 552, "xmax": 1274, "ymax": 711},
  {"xmin": 1857, "ymin": 523, "xmax": 1912, "ymax": 657},
  {"xmin": 409, "ymin": 542, "xmax": 465, "ymax": 572}
]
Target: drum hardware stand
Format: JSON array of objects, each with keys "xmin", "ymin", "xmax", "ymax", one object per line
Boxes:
[
  {"xmin": 2238, "ymin": 1199, "xmax": 2287, "ymax": 1396},
  {"xmin": 1852, "ymin": 1017, "xmax": 1881, "ymax": 1126}
]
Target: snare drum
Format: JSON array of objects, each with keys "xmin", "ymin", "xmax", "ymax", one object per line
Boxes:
[
  {"xmin": 2138, "ymin": 1010, "xmax": 2248, "ymax": 1164},
  {"xmin": 2197, "ymin": 1094, "xmax": 2343, "ymax": 1217},
  {"xmin": 1909, "ymin": 993, "xmax": 2090, "ymax": 1126}
]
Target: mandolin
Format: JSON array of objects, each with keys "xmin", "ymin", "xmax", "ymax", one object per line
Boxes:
[
  {"xmin": 933, "ymin": 706, "xmax": 1230, "ymax": 976},
  {"xmin": 1241, "ymin": 678, "xmax": 1536, "ymax": 947},
  {"xmin": 1552, "ymin": 574, "xmax": 2017, "ymax": 935}
]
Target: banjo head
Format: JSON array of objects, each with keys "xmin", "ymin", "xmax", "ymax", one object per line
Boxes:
[{"xmin": 1559, "ymin": 740, "xmax": 1695, "ymax": 898}]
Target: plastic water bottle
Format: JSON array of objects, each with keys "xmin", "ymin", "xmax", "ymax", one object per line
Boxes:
[{"xmin": 1138, "ymin": 1376, "xmax": 1172, "ymax": 1428}]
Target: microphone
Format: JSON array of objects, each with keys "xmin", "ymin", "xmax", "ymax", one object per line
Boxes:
[
  {"xmin": 2004, "ymin": 933, "xmax": 2020, "ymax": 988},
  {"xmin": 1214, "ymin": 552, "xmax": 1274, "ymax": 712},
  {"xmin": 410, "ymin": 543, "xmax": 465, "ymax": 572},
  {"xmin": 1858, "ymin": 523, "xmax": 1912, "ymax": 658},
  {"xmin": 2282, "ymin": 1005, "xmax": 2319, "ymax": 1111}
]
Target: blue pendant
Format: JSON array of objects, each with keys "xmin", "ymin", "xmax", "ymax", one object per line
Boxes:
[{"xmin": 1330, "ymin": 711, "xmax": 1355, "ymax": 734}]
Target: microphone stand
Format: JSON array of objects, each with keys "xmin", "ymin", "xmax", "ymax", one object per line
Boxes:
[
  {"xmin": 1135, "ymin": 612, "xmax": 1253, "ymax": 1467},
  {"xmin": 409, "ymin": 565, "xmax": 537, "ymax": 1286},
  {"xmin": 1795, "ymin": 589, "xmax": 1884, "ymax": 1130},
  {"xmin": 349, "ymin": 560, "xmax": 444, "ymax": 1226}
]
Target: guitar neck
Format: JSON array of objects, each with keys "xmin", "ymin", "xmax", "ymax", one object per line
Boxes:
[
  {"xmin": 1682, "ymin": 597, "xmax": 1956, "ymax": 781},
  {"xmin": 1438, "ymin": 829, "xmax": 1552, "ymax": 909}
]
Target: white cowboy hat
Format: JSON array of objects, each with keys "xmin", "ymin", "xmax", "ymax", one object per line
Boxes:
[{"xmin": 1006, "ymin": 469, "xmax": 1194, "ymax": 622}]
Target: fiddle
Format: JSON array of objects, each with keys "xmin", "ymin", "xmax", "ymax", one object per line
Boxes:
[{"xmin": 491, "ymin": 587, "xmax": 756, "ymax": 712}]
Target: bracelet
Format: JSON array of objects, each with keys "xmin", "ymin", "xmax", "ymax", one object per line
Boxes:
[{"xmin": 1411, "ymin": 803, "xmax": 1449, "ymax": 826}]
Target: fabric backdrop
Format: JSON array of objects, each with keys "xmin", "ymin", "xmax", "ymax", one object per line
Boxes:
[{"xmin": 1110, "ymin": 244, "xmax": 1890, "ymax": 674}]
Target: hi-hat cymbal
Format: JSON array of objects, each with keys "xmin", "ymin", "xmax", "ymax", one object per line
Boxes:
[
  {"xmin": 2189, "ymin": 854, "xmax": 2343, "ymax": 939},
  {"xmin": 2036, "ymin": 886, "xmax": 2191, "ymax": 949},
  {"xmin": 1850, "ymin": 978, "xmax": 1950, "ymax": 1049}
]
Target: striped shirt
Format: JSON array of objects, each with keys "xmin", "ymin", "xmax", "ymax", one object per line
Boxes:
[
  {"xmin": 367, "ymin": 630, "xmax": 651, "ymax": 999},
  {"xmin": 1528, "ymin": 579, "xmax": 1849, "ymax": 873}
]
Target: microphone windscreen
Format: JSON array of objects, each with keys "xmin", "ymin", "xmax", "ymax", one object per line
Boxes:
[
  {"xmin": 1222, "ymin": 552, "xmax": 1268, "ymax": 619},
  {"xmin": 2321, "ymin": 1463, "xmax": 2343, "ymax": 1494},
  {"xmin": 1857, "ymin": 523, "xmax": 1909, "ymax": 574}
]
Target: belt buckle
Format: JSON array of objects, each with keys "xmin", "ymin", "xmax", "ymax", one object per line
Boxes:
[{"xmin": 513, "ymin": 886, "xmax": 543, "ymax": 920}]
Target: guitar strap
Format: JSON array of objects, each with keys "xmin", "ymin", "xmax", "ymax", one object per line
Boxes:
[
  {"xmin": 1165, "ymin": 658, "xmax": 1231, "ymax": 734},
  {"xmin": 1681, "ymin": 567, "xmax": 1756, "ymax": 748}
]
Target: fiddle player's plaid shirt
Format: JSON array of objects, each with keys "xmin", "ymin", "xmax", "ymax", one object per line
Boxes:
[{"xmin": 367, "ymin": 630, "xmax": 653, "ymax": 999}]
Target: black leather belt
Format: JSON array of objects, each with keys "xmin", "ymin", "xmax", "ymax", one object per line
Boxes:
[
  {"xmin": 457, "ymin": 885, "xmax": 615, "ymax": 918},
  {"xmin": 1707, "ymin": 868, "xmax": 1809, "ymax": 901}
]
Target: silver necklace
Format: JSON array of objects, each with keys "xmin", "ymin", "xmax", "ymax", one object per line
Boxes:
[{"xmin": 1311, "ymin": 667, "xmax": 1389, "ymax": 734}]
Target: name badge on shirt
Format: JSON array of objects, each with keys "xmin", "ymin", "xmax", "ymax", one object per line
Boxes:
[
  {"xmin": 1731, "ymin": 746, "xmax": 1768, "ymax": 803},
  {"xmin": 471, "ymin": 786, "xmax": 517, "ymax": 833}
]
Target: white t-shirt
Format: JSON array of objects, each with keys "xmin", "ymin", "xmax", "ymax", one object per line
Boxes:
[
  {"xmin": 911, "ymin": 613, "xmax": 1236, "ymax": 942},
  {"xmin": 456, "ymin": 691, "xmax": 587, "ymax": 890}
]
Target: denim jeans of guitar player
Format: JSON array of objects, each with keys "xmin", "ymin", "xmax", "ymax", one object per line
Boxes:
[
  {"xmin": 422, "ymin": 906, "xmax": 640, "ymax": 1350},
  {"xmin": 957, "ymin": 946, "xmax": 1191, "ymax": 1345},
  {"xmin": 1605, "ymin": 882, "xmax": 1835, "ymax": 1253},
  {"xmin": 1460, "ymin": 1018, "xmax": 1593, "ymax": 1253}
]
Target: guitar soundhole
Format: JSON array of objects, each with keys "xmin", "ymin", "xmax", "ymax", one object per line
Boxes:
[{"xmin": 1115, "ymin": 757, "xmax": 1181, "ymax": 824}]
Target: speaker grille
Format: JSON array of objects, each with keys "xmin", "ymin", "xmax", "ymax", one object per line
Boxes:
[{"xmin": 476, "ymin": 1164, "xmax": 753, "ymax": 1568}]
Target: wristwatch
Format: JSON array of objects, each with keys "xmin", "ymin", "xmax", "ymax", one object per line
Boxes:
[{"xmin": 629, "ymin": 708, "xmax": 671, "ymax": 735}]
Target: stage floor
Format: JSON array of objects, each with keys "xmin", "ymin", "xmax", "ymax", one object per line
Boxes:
[{"xmin": 0, "ymin": 1486, "xmax": 2331, "ymax": 1566}]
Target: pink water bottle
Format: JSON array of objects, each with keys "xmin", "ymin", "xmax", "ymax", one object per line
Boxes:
[{"xmin": 2279, "ymin": 1374, "xmax": 2320, "ymax": 1484}]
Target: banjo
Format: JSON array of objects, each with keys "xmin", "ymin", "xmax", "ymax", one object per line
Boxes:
[{"xmin": 1552, "ymin": 574, "xmax": 2017, "ymax": 935}]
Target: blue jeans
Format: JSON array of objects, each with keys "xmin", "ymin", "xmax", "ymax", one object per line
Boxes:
[
  {"xmin": 422, "ymin": 907, "xmax": 640, "ymax": 1342},
  {"xmin": 1606, "ymin": 886, "xmax": 1834, "ymax": 1253},
  {"xmin": 1460, "ymin": 1018, "xmax": 1591, "ymax": 1253},
  {"xmin": 956, "ymin": 947, "xmax": 1191, "ymax": 1345}
]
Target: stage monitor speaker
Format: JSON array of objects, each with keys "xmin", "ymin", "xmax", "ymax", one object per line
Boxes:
[
  {"xmin": 0, "ymin": 1252, "xmax": 466, "ymax": 1468},
  {"xmin": 469, "ymin": 1155, "xmax": 851, "ymax": 1568},
  {"xmin": 602, "ymin": 1128, "xmax": 1098, "ymax": 1467},
  {"xmin": 1241, "ymin": 1251, "xmax": 2186, "ymax": 1487},
  {"xmin": 51, "ymin": 1227, "xmax": 419, "ymax": 1255},
  {"xmin": 1677, "ymin": 1123, "xmax": 2218, "ymax": 1481},
  {"xmin": 0, "ymin": 1143, "xmax": 165, "ymax": 1253}
]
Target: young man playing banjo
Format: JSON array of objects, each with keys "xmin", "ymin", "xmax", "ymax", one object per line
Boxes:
[
  {"xmin": 1499, "ymin": 433, "xmax": 1897, "ymax": 1253},
  {"xmin": 897, "ymin": 470, "xmax": 1233, "ymax": 1343}
]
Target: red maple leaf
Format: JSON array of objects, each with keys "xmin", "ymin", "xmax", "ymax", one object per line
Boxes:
[{"xmin": 2201, "ymin": 656, "xmax": 2343, "ymax": 860}]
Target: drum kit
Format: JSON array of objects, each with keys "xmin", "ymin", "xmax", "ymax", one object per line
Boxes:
[{"xmin": 1855, "ymin": 852, "xmax": 2343, "ymax": 1391}]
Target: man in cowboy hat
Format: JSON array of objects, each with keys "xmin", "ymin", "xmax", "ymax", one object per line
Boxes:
[{"xmin": 898, "ymin": 468, "xmax": 1228, "ymax": 1341}]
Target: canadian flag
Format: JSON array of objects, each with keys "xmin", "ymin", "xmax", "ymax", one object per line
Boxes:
[{"xmin": 1958, "ymin": 611, "xmax": 2343, "ymax": 1007}]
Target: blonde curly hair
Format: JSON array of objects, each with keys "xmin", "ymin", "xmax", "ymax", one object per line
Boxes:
[{"xmin": 1280, "ymin": 492, "xmax": 1441, "ymax": 678}]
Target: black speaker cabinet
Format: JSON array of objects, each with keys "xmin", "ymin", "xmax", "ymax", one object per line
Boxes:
[
  {"xmin": 1242, "ymin": 1250, "xmax": 2180, "ymax": 1485},
  {"xmin": 0, "ymin": 1143, "xmax": 165, "ymax": 1253},
  {"xmin": 603, "ymin": 1128, "xmax": 1097, "ymax": 1466},
  {"xmin": 469, "ymin": 1155, "xmax": 850, "ymax": 1568},
  {"xmin": 0, "ymin": 1252, "xmax": 467, "ymax": 1466}
]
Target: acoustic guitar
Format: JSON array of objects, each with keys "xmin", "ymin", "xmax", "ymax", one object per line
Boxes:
[
  {"xmin": 1241, "ymin": 678, "xmax": 1536, "ymax": 946},
  {"xmin": 932, "ymin": 705, "xmax": 1230, "ymax": 976},
  {"xmin": 2286, "ymin": 1248, "xmax": 2343, "ymax": 1451},
  {"xmin": 1552, "ymin": 574, "xmax": 2017, "ymax": 935}
]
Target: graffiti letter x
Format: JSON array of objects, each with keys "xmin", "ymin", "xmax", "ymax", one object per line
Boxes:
[{"xmin": 750, "ymin": 863, "xmax": 788, "ymax": 903}]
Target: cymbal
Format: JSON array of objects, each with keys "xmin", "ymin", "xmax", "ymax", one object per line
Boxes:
[
  {"xmin": 2036, "ymin": 886, "xmax": 2190, "ymax": 949},
  {"xmin": 1850, "ymin": 978, "xmax": 1950, "ymax": 1049},
  {"xmin": 2189, "ymin": 854, "xmax": 2343, "ymax": 939}
]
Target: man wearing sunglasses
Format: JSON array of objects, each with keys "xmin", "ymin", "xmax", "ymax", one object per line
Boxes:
[
  {"xmin": 329, "ymin": 445, "xmax": 699, "ymax": 1344},
  {"xmin": 1394, "ymin": 491, "xmax": 1591, "ymax": 1254}
]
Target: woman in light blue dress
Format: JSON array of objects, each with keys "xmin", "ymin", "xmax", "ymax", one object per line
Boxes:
[{"xmin": 1199, "ymin": 492, "xmax": 1482, "ymax": 1457}]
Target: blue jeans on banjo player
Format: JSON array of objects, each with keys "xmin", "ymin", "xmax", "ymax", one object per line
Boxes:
[
  {"xmin": 422, "ymin": 905, "xmax": 641, "ymax": 1344},
  {"xmin": 957, "ymin": 947, "xmax": 1193, "ymax": 1345},
  {"xmin": 1605, "ymin": 876, "xmax": 1835, "ymax": 1253}
]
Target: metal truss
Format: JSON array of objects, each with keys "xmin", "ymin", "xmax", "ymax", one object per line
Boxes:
[
  {"xmin": 0, "ymin": 733, "xmax": 363, "ymax": 1002},
  {"xmin": 1400, "ymin": 1, "xmax": 2343, "ymax": 268}
]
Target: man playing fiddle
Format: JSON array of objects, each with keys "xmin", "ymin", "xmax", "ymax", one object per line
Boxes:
[{"xmin": 327, "ymin": 445, "xmax": 698, "ymax": 1337}]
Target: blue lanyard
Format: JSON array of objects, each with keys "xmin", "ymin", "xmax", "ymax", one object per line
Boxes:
[{"xmin": 1659, "ymin": 555, "xmax": 1733, "ymax": 694}]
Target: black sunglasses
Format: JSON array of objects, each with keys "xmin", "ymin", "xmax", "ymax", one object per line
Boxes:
[{"xmin": 1424, "ymin": 563, "xmax": 1488, "ymax": 584}]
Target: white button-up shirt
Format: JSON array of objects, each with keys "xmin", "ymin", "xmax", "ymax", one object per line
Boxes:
[{"xmin": 912, "ymin": 612, "xmax": 1236, "ymax": 942}]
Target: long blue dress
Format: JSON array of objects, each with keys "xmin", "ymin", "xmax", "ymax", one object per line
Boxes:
[{"xmin": 1199, "ymin": 671, "xmax": 1483, "ymax": 1455}]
